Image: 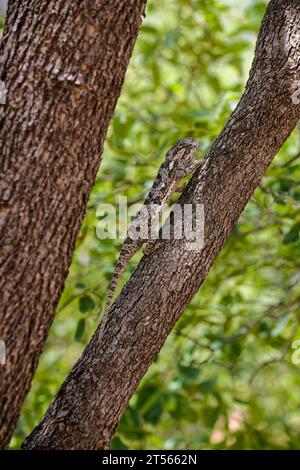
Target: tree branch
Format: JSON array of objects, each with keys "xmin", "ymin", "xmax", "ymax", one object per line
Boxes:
[{"xmin": 0, "ymin": 0, "xmax": 146, "ymax": 449}]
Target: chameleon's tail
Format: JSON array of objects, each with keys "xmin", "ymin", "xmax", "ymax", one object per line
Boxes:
[
  {"xmin": 103, "ymin": 254, "xmax": 127, "ymax": 317},
  {"xmin": 102, "ymin": 241, "xmax": 137, "ymax": 326}
]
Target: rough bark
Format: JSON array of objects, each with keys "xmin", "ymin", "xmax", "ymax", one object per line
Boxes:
[
  {"xmin": 0, "ymin": 0, "xmax": 146, "ymax": 449},
  {"xmin": 23, "ymin": 0, "xmax": 300, "ymax": 450}
]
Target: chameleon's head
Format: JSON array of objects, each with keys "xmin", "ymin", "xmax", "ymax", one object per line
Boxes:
[
  {"xmin": 166, "ymin": 138, "xmax": 201, "ymax": 179},
  {"xmin": 166, "ymin": 138, "xmax": 200, "ymax": 163}
]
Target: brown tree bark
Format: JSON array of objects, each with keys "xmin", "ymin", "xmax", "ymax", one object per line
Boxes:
[
  {"xmin": 22, "ymin": 0, "xmax": 300, "ymax": 450},
  {"xmin": 0, "ymin": 0, "xmax": 146, "ymax": 449}
]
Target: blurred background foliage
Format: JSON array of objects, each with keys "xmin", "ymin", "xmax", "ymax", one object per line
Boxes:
[{"xmin": 2, "ymin": 0, "xmax": 300, "ymax": 450}]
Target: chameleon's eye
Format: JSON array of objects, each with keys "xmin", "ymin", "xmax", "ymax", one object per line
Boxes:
[
  {"xmin": 173, "ymin": 168, "xmax": 186, "ymax": 179},
  {"xmin": 175, "ymin": 147, "xmax": 188, "ymax": 160}
]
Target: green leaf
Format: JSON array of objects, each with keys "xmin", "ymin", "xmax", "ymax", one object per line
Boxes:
[
  {"xmin": 75, "ymin": 282, "xmax": 86, "ymax": 290},
  {"xmin": 79, "ymin": 295, "xmax": 95, "ymax": 313},
  {"xmin": 199, "ymin": 379, "xmax": 216, "ymax": 394},
  {"xmin": 75, "ymin": 319, "xmax": 85, "ymax": 342},
  {"xmin": 271, "ymin": 314, "xmax": 290, "ymax": 337},
  {"xmin": 152, "ymin": 62, "xmax": 161, "ymax": 87},
  {"xmin": 110, "ymin": 436, "xmax": 129, "ymax": 450},
  {"xmin": 144, "ymin": 400, "xmax": 163, "ymax": 424},
  {"xmin": 283, "ymin": 223, "xmax": 300, "ymax": 244},
  {"xmin": 178, "ymin": 364, "xmax": 200, "ymax": 383},
  {"xmin": 141, "ymin": 24, "xmax": 158, "ymax": 35},
  {"xmin": 136, "ymin": 385, "xmax": 157, "ymax": 409}
]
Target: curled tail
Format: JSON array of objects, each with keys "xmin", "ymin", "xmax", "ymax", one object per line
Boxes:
[{"xmin": 101, "ymin": 240, "xmax": 139, "ymax": 329}]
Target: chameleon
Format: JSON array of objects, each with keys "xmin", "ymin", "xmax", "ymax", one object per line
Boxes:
[{"xmin": 102, "ymin": 138, "xmax": 202, "ymax": 325}]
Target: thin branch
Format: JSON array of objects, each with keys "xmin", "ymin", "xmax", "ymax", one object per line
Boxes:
[{"xmin": 276, "ymin": 151, "xmax": 300, "ymax": 168}]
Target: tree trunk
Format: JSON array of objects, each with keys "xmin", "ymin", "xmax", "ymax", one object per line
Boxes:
[
  {"xmin": 22, "ymin": 0, "xmax": 300, "ymax": 450},
  {"xmin": 0, "ymin": 0, "xmax": 146, "ymax": 449}
]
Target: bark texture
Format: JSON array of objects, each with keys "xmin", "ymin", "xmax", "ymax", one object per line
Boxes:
[
  {"xmin": 23, "ymin": 0, "xmax": 300, "ymax": 450},
  {"xmin": 0, "ymin": 0, "xmax": 146, "ymax": 449}
]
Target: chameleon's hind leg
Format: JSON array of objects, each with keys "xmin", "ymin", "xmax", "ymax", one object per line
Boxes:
[{"xmin": 143, "ymin": 239, "xmax": 161, "ymax": 256}]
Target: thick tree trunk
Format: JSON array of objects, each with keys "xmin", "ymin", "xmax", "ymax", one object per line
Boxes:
[
  {"xmin": 23, "ymin": 0, "xmax": 300, "ymax": 450},
  {"xmin": 0, "ymin": 0, "xmax": 146, "ymax": 449}
]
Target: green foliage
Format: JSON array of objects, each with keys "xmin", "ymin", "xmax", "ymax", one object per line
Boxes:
[
  {"xmin": 283, "ymin": 223, "xmax": 300, "ymax": 245},
  {"xmin": 7, "ymin": 0, "xmax": 300, "ymax": 450},
  {"xmin": 79, "ymin": 295, "xmax": 96, "ymax": 314}
]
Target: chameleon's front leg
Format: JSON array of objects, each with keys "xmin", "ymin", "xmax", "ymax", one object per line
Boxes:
[
  {"xmin": 173, "ymin": 159, "xmax": 203, "ymax": 181},
  {"xmin": 186, "ymin": 158, "xmax": 204, "ymax": 175},
  {"xmin": 175, "ymin": 160, "xmax": 203, "ymax": 192}
]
